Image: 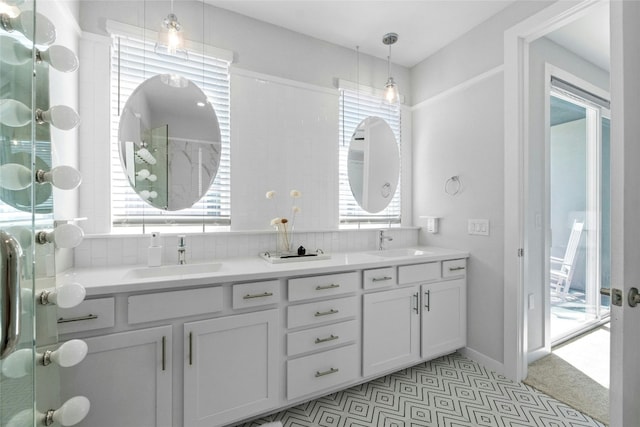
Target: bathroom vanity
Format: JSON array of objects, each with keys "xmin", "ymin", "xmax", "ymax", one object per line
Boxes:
[{"xmin": 56, "ymin": 246, "xmax": 468, "ymax": 427}]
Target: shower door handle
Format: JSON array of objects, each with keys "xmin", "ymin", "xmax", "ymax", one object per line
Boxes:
[{"xmin": 1, "ymin": 230, "xmax": 23, "ymax": 359}]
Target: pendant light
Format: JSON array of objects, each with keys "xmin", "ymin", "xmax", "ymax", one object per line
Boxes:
[
  {"xmin": 155, "ymin": 0, "xmax": 187, "ymax": 58},
  {"xmin": 382, "ymin": 32, "xmax": 399, "ymax": 105}
]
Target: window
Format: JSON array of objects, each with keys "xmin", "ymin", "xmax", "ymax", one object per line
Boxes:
[
  {"xmin": 110, "ymin": 34, "xmax": 231, "ymax": 228},
  {"xmin": 339, "ymin": 88, "xmax": 401, "ymax": 225}
]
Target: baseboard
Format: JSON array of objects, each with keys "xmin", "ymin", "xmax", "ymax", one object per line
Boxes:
[
  {"xmin": 528, "ymin": 347, "xmax": 551, "ymax": 364},
  {"xmin": 459, "ymin": 347, "xmax": 505, "ymax": 376}
]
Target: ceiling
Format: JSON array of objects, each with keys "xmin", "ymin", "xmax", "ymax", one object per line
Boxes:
[{"xmin": 205, "ymin": 1, "xmax": 517, "ymax": 68}]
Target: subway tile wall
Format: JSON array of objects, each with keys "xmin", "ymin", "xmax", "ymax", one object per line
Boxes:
[{"xmin": 73, "ymin": 228, "xmax": 420, "ymax": 269}]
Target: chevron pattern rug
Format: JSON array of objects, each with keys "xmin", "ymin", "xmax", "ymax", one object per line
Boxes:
[{"xmin": 237, "ymin": 352, "xmax": 604, "ymax": 427}]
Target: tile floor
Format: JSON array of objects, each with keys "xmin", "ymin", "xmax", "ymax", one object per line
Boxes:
[{"xmin": 237, "ymin": 352, "xmax": 604, "ymax": 427}]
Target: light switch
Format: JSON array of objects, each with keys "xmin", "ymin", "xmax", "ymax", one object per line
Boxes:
[{"xmin": 468, "ymin": 219, "xmax": 489, "ymax": 236}]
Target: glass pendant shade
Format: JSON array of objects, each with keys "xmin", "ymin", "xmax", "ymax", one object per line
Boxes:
[
  {"xmin": 384, "ymin": 76, "xmax": 400, "ymax": 105},
  {"xmin": 0, "ymin": 10, "xmax": 56, "ymax": 45},
  {"xmin": 155, "ymin": 12, "xmax": 187, "ymax": 58}
]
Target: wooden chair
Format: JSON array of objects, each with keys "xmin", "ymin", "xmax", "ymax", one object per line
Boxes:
[{"xmin": 550, "ymin": 220, "xmax": 584, "ymax": 299}]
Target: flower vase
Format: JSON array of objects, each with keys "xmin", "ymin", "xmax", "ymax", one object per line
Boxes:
[{"xmin": 276, "ymin": 223, "xmax": 291, "ymax": 256}]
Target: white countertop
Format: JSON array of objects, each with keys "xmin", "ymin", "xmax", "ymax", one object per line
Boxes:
[{"xmin": 60, "ymin": 246, "xmax": 469, "ymax": 296}]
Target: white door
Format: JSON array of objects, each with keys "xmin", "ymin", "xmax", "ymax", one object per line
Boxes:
[
  {"xmin": 608, "ymin": 2, "xmax": 640, "ymax": 424},
  {"xmin": 362, "ymin": 286, "xmax": 420, "ymax": 376}
]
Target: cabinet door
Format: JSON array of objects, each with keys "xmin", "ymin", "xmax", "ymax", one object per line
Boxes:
[
  {"xmin": 59, "ymin": 326, "xmax": 172, "ymax": 427},
  {"xmin": 421, "ymin": 278, "xmax": 466, "ymax": 359},
  {"xmin": 363, "ymin": 287, "xmax": 420, "ymax": 377},
  {"xmin": 184, "ymin": 309, "xmax": 279, "ymax": 427}
]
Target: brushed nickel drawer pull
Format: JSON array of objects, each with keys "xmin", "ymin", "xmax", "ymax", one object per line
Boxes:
[
  {"xmin": 449, "ymin": 266, "xmax": 465, "ymax": 271},
  {"xmin": 316, "ymin": 283, "xmax": 340, "ymax": 290},
  {"xmin": 372, "ymin": 276, "xmax": 393, "ymax": 282},
  {"xmin": 315, "ymin": 334, "xmax": 339, "ymax": 344},
  {"xmin": 243, "ymin": 292, "xmax": 274, "ymax": 300},
  {"xmin": 315, "ymin": 367, "xmax": 339, "ymax": 377},
  {"xmin": 57, "ymin": 314, "xmax": 98, "ymax": 324},
  {"xmin": 161, "ymin": 336, "xmax": 166, "ymax": 371},
  {"xmin": 315, "ymin": 309, "xmax": 339, "ymax": 317}
]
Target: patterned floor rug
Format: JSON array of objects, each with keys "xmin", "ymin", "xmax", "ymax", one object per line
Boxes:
[{"xmin": 237, "ymin": 352, "xmax": 604, "ymax": 427}]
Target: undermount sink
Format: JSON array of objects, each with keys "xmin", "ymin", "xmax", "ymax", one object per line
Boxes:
[
  {"xmin": 123, "ymin": 262, "xmax": 223, "ymax": 279},
  {"xmin": 369, "ymin": 248, "xmax": 434, "ymax": 258}
]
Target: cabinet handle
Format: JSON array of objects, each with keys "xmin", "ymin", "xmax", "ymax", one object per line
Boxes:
[
  {"xmin": 316, "ymin": 283, "xmax": 340, "ymax": 291},
  {"xmin": 424, "ymin": 290, "xmax": 430, "ymax": 312},
  {"xmin": 413, "ymin": 292, "xmax": 419, "ymax": 314},
  {"xmin": 315, "ymin": 367, "xmax": 339, "ymax": 378},
  {"xmin": 188, "ymin": 332, "xmax": 193, "ymax": 366},
  {"xmin": 243, "ymin": 292, "xmax": 273, "ymax": 300},
  {"xmin": 315, "ymin": 334, "xmax": 339, "ymax": 344},
  {"xmin": 372, "ymin": 276, "xmax": 392, "ymax": 282},
  {"xmin": 57, "ymin": 314, "xmax": 98, "ymax": 324},
  {"xmin": 0, "ymin": 230, "xmax": 21, "ymax": 360},
  {"xmin": 315, "ymin": 309, "xmax": 339, "ymax": 317},
  {"xmin": 449, "ymin": 266, "xmax": 465, "ymax": 271},
  {"xmin": 161, "ymin": 336, "xmax": 166, "ymax": 371}
]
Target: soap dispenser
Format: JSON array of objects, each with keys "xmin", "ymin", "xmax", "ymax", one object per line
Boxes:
[{"xmin": 148, "ymin": 232, "xmax": 163, "ymax": 267}]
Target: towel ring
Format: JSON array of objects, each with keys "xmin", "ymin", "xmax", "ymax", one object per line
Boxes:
[{"xmin": 444, "ymin": 176, "xmax": 461, "ymax": 196}]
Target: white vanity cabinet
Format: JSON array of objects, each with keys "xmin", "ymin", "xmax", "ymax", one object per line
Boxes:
[
  {"xmin": 363, "ymin": 259, "xmax": 467, "ymax": 377},
  {"xmin": 183, "ymin": 309, "xmax": 280, "ymax": 427},
  {"xmin": 59, "ymin": 325, "xmax": 172, "ymax": 427},
  {"xmin": 61, "ymin": 248, "xmax": 468, "ymax": 427},
  {"xmin": 286, "ymin": 272, "xmax": 360, "ymax": 400},
  {"xmin": 363, "ymin": 286, "xmax": 421, "ymax": 376},
  {"xmin": 421, "ymin": 278, "xmax": 466, "ymax": 359}
]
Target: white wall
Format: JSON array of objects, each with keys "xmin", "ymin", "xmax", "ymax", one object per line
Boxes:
[{"xmin": 410, "ymin": 1, "xmax": 554, "ymax": 371}]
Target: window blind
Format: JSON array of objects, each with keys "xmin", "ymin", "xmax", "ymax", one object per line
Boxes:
[
  {"xmin": 339, "ymin": 89, "xmax": 401, "ymax": 224},
  {"xmin": 110, "ymin": 35, "xmax": 231, "ymax": 227}
]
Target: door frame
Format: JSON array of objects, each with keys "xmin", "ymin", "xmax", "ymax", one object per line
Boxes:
[{"xmin": 503, "ymin": 0, "xmax": 606, "ymax": 382}]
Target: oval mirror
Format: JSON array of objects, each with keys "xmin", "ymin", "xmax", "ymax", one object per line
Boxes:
[
  {"xmin": 118, "ymin": 74, "xmax": 221, "ymax": 211},
  {"xmin": 347, "ymin": 116, "xmax": 399, "ymax": 213}
]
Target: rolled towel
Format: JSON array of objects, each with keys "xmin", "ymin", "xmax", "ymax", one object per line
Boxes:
[{"xmin": 259, "ymin": 422, "xmax": 283, "ymax": 427}]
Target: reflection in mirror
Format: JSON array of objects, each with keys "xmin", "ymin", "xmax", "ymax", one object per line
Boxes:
[
  {"xmin": 348, "ymin": 116, "xmax": 399, "ymax": 213},
  {"xmin": 118, "ymin": 74, "xmax": 221, "ymax": 211}
]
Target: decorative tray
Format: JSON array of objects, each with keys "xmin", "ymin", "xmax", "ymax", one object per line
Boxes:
[{"xmin": 259, "ymin": 250, "xmax": 331, "ymax": 264}]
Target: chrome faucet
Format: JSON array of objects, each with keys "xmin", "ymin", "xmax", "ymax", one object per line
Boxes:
[
  {"xmin": 378, "ymin": 230, "xmax": 393, "ymax": 251},
  {"xmin": 178, "ymin": 235, "xmax": 187, "ymax": 265}
]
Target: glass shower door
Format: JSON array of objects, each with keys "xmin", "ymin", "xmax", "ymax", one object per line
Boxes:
[{"xmin": 0, "ymin": 0, "xmax": 37, "ymax": 425}]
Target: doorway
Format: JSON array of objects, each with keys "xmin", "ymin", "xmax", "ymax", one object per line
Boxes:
[{"xmin": 548, "ymin": 82, "xmax": 611, "ymax": 344}]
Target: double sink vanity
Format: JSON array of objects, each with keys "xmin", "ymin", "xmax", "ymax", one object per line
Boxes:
[{"xmin": 57, "ymin": 246, "xmax": 468, "ymax": 427}]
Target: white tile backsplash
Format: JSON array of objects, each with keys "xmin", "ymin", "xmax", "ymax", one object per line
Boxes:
[{"xmin": 73, "ymin": 228, "xmax": 420, "ymax": 268}]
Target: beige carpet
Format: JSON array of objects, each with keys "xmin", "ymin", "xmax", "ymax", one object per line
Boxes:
[{"xmin": 524, "ymin": 327, "xmax": 609, "ymax": 425}]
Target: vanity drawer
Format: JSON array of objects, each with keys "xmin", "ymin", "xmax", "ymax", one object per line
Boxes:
[
  {"xmin": 287, "ymin": 296, "xmax": 357, "ymax": 329},
  {"xmin": 57, "ymin": 297, "xmax": 115, "ymax": 335},
  {"xmin": 442, "ymin": 259, "xmax": 467, "ymax": 278},
  {"xmin": 232, "ymin": 280, "xmax": 280, "ymax": 309},
  {"xmin": 398, "ymin": 262, "xmax": 440, "ymax": 285},
  {"xmin": 128, "ymin": 286, "xmax": 223, "ymax": 324},
  {"xmin": 363, "ymin": 267, "xmax": 396, "ymax": 290},
  {"xmin": 287, "ymin": 319, "xmax": 358, "ymax": 356},
  {"xmin": 288, "ymin": 272, "xmax": 358, "ymax": 302},
  {"xmin": 287, "ymin": 344, "xmax": 359, "ymax": 400}
]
